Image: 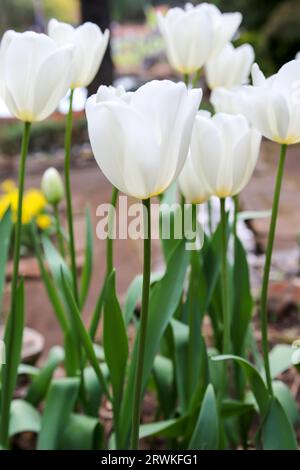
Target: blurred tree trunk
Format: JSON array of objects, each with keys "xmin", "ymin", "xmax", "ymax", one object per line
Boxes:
[{"xmin": 80, "ymin": 0, "xmax": 113, "ymax": 94}]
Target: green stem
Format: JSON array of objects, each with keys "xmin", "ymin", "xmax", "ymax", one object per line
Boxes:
[
  {"xmin": 180, "ymin": 193, "xmax": 186, "ymax": 237},
  {"xmin": 89, "ymin": 186, "xmax": 119, "ymax": 340},
  {"xmin": 0, "ymin": 121, "xmax": 31, "ymax": 448},
  {"xmin": 64, "ymin": 88, "xmax": 79, "ymax": 304},
  {"xmin": 233, "ymin": 195, "xmax": 239, "ymax": 241},
  {"xmin": 106, "ymin": 187, "xmax": 119, "ymax": 275},
  {"xmin": 183, "ymin": 73, "xmax": 190, "ymax": 87},
  {"xmin": 187, "ymin": 203, "xmax": 198, "ymax": 398},
  {"xmin": 260, "ymin": 144, "xmax": 287, "ymax": 396},
  {"xmin": 131, "ymin": 198, "xmax": 151, "ymax": 450},
  {"xmin": 220, "ymin": 198, "xmax": 230, "ymax": 354},
  {"xmin": 53, "ymin": 203, "xmax": 65, "ymax": 258},
  {"xmin": 207, "ymin": 199, "xmax": 213, "ymax": 235},
  {"xmin": 192, "ymin": 68, "xmax": 201, "ymax": 88}
]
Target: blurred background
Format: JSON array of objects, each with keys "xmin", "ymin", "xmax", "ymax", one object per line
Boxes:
[{"xmin": 0, "ymin": 1, "xmax": 300, "ymax": 360}]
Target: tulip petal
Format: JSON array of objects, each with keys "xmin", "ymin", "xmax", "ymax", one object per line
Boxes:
[
  {"xmin": 130, "ymin": 80, "xmax": 201, "ymax": 193},
  {"xmin": 191, "ymin": 113, "xmax": 223, "ymax": 194},
  {"xmin": 86, "ymin": 99, "xmax": 159, "ymax": 199},
  {"xmin": 32, "ymin": 46, "xmax": 73, "ymax": 121},
  {"xmin": 4, "ymin": 32, "xmax": 56, "ymax": 121}
]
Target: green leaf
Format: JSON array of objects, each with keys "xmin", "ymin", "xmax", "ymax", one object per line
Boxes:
[
  {"xmin": 273, "ymin": 380, "xmax": 299, "ymax": 426},
  {"xmin": 59, "ymin": 413, "xmax": 104, "ymax": 450},
  {"xmin": 83, "ymin": 367, "xmax": 103, "ymax": 417},
  {"xmin": 185, "ymin": 251, "xmax": 206, "ymax": 400},
  {"xmin": 26, "ymin": 346, "xmax": 64, "ymax": 406},
  {"xmin": 203, "ymin": 224, "xmax": 224, "ymax": 347},
  {"xmin": 232, "ymin": 236, "xmax": 253, "ymax": 355},
  {"xmin": 268, "ymin": 344, "xmax": 292, "ymax": 379},
  {"xmin": 103, "ymin": 271, "xmax": 128, "ymax": 415},
  {"xmin": 120, "ymin": 240, "xmax": 189, "ymax": 447},
  {"xmin": 124, "ymin": 272, "xmax": 163, "ymax": 326},
  {"xmin": 89, "ymin": 278, "xmax": 107, "ymax": 341},
  {"xmin": 212, "ymin": 355, "xmax": 270, "ymax": 415},
  {"xmin": 220, "ymin": 399, "xmax": 255, "ymax": 419},
  {"xmin": 0, "ymin": 208, "xmax": 12, "ymax": 311},
  {"xmin": 139, "ymin": 416, "xmax": 188, "ymax": 440},
  {"xmin": 60, "ymin": 271, "xmax": 111, "ymax": 400},
  {"xmin": 18, "ymin": 364, "xmax": 39, "ymax": 376},
  {"xmin": 262, "ymin": 397, "xmax": 298, "ymax": 450},
  {"xmin": 37, "ymin": 377, "xmax": 79, "ymax": 450},
  {"xmin": 1, "ymin": 279, "xmax": 25, "ymax": 442},
  {"xmin": 159, "ymin": 191, "xmax": 182, "ymax": 262},
  {"xmin": 124, "ymin": 274, "xmax": 143, "ymax": 325},
  {"xmin": 153, "ymin": 355, "xmax": 175, "ymax": 419},
  {"xmin": 42, "ymin": 235, "xmax": 72, "ymax": 301},
  {"xmin": 9, "ymin": 399, "xmax": 41, "ymax": 437},
  {"xmin": 63, "ymin": 328, "xmax": 80, "ymax": 377},
  {"xmin": 170, "ymin": 319, "xmax": 189, "ymax": 412},
  {"xmin": 31, "ymin": 224, "xmax": 69, "ymax": 333},
  {"xmin": 189, "ymin": 384, "xmax": 219, "ymax": 450},
  {"xmin": 80, "ymin": 207, "xmax": 93, "ymax": 308}
]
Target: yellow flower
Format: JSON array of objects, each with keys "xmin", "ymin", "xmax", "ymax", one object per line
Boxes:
[
  {"xmin": 1, "ymin": 179, "xmax": 16, "ymax": 193},
  {"xmin": 23, "ymin": 189, "xmax": 47, "ymax": 219},
  {"xmin": 36, "ymin": 214, "xmax": 52, "ymax": 230},
  {"xmin": 0, "ymin": 186, "xmax": 49, "ymax": 226},
  {"xmin": 0, "ymin": 190, "xmax": 19, "ymax": 219}
]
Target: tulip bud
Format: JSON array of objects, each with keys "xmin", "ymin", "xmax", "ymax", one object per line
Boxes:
[{"xmin": 41, "ymin": 167, "xmax": 64, "ymax": 205}]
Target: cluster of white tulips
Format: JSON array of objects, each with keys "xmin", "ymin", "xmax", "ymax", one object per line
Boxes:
[{"xmin": 0, "ymin": 1, "xmax": 299, "ymax": 452}]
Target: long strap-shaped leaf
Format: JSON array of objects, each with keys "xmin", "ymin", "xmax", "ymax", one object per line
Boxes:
[
  {"xmin": 26, "ymin": 346, "xmax": 65, "ymax": 406},
  {"xmin": 212, "ymin": 355, "xmax": 270, "ymax": 416},
  {"xmin": 0, "ymin": 208, "xmax": 12, "ymax": 313},
  {"xmin": 60, "ymin": 271, "xmax": 111, "ymax": 401},
  {"xmin": 119, "ymin": 239, "xmax": 189, "ymax": 447},
  {"xmin": 37, "ymin": 377, "xmax": 79, "ymax": 450},
  {"xmin": 189, "ymin": 384, "xmax": 219, "ymax": 450},
  {"xmin": 80, "ymin": 206, "xmax": 93, "ymax": 309},
  {"xmin": 31, "ymin": 224, "xmax": 69, "ymax": 333},
  {"xmin": 262, "ymin": 397, "xmax": 298, "ymax": 450},
  {"xmin": 0, "ymin": 279, "xmax": 25, "ymax": 448},
  {"xmin": 103, "ymin": 271, "xmax": 128, "ymax": 444}
]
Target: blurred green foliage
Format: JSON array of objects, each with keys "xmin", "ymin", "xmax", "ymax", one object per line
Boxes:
[
  {"xmin": 111, "ymin": 0, "xmax": 148, "ymax": 21},
  {"xmin": 0, "ymin": 118, "xmax": 87, "ymax": 156},
  {"xmin": 260, "ymin": 1, "xmax": 300, "ymax": 72},
  {"xmin": 0, "ymin": 0, "xmax": 79, "ymax": 36}
]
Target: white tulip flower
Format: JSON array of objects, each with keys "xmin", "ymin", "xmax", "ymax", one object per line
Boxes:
[
  {"xmin": 86, "ymin": 81, "xmax": 202, "ymax": 200},
  {"xmin": 205, "ymin": 43, "xmax": 254, "ymax": 90},
  {"xmin": 178, "ymin": 152, "xmax": 212, "ymax": 204},
  {"xmin": 210, "ymin": 86, "xmax": 246, "ymax": 114},
  {"xmin": 157, "ymin": 3, "xmax": 242, "ymax": 75},
  {"xmin": 295, "ymin": 52, "xmax": 300, "ymax": 60},
  {"xmin": 48, "ymin": 19, "xmax": 109, "ymax": 89},
  {"xmin": 0, "ymin": 30, "xmax": 73, "ymax": 122},
  {"xmin": 190, "ymin": 111, "xmax": 261, "ymax": 198},
  {"xmin": 238, "ymin": 61, "xmax": 300, "ymax": 145}
]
